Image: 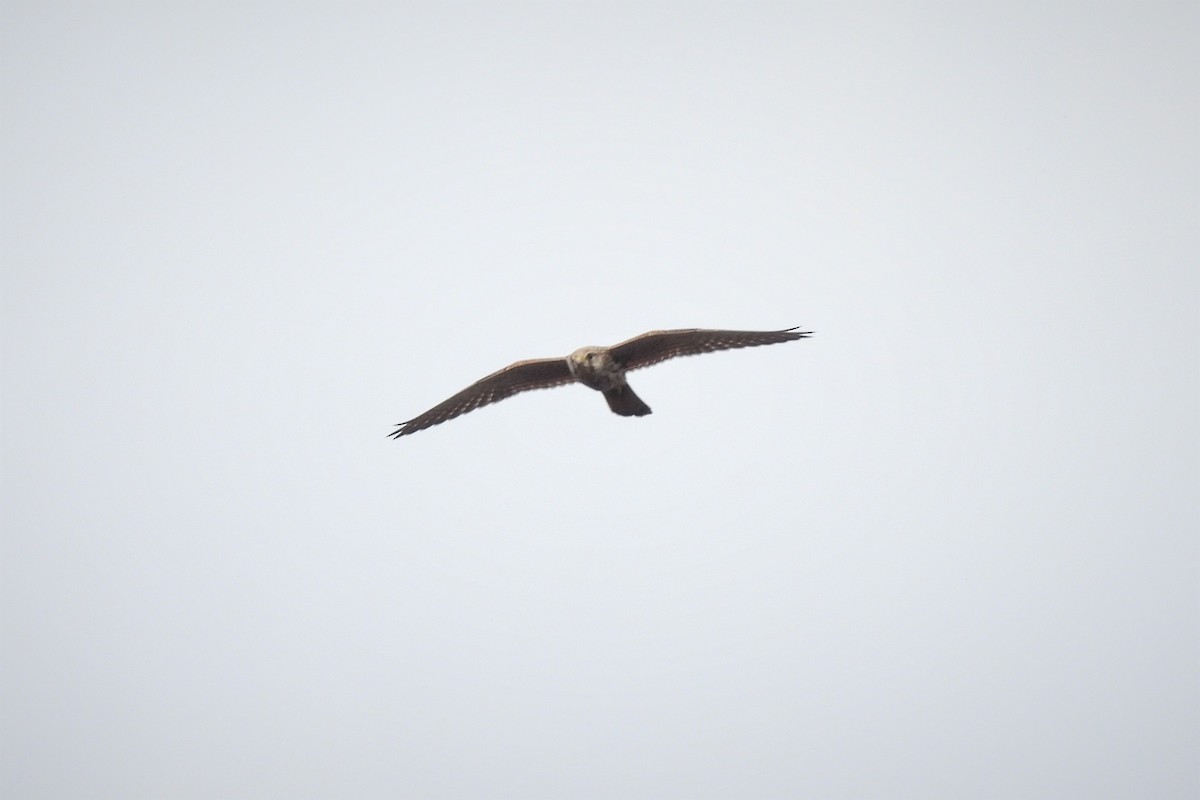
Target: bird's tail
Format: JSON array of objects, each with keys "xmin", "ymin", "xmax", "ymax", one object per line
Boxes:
[{"xmin": 603, "ymin": 385, "xmax": 652, "ymax": 417}]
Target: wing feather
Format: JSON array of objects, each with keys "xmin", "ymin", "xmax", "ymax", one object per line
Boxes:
[
  {"xmin": 610, "ymin": 327, "xmax": 811, "ymax": 372},
  {"xmin": 389, "ymin": 358, "xmax": 575, "ymax": 438}
]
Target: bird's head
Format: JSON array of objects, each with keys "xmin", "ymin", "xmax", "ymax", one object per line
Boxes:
[
  {"xmin": 567, "ymin": 347, "xmax": 610, "ymax": 379},
  {"xmin": 569, "ymin": 347, "xmax": 602, "ymax": 366}
]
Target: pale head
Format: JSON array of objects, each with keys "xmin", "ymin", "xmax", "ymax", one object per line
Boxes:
[
  {"xmin": 566, "ymin": 346, "xmax": 623, "ymax": 390},
  {"xmin": 568, "ymin": 346, "xmax": 606, "ymax": 366}
]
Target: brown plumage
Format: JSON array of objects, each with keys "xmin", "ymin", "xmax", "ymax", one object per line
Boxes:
[{"xmin": 389, "ymin": 327, "xmax": 811, "ymax": 438}]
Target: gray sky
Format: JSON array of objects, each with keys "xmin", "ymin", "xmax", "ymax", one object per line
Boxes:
[{"xmin": 3, "ymin": 3, "xmax": 1197, "ymax": 798}]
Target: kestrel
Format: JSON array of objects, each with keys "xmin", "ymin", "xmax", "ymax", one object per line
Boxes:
[{"xmin": 389, "ymin": 327, "xmax": 811, "ymax": 438}]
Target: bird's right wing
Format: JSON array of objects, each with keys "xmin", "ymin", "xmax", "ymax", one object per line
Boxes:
[
  {"xmin": 390, "ymin": 358, "xmax": 575, "ymax": 438},
  {"xmin": 610, "ymin": 327, "xmax": 811, "ymax": 372}
]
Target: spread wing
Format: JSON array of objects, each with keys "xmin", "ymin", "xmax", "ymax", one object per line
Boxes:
[
  {"xmin": 389, "ymin": 357, "xmax": 575, "ymax": 438},
  {"xmin": 609, "ymin": 327, "xmax": 811, "ymax": 372}
]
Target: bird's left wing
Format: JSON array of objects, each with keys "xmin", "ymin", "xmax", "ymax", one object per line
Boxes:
[
  {"xmin": 389, "ymin": 357, "xmax": 575, "ymax": 438},
  {"xmin": 610, "ymin": 327, "xmax": 811, "ymax": 372}
]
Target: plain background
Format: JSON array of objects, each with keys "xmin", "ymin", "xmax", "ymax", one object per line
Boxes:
[{"xmin": 3, "ymin": 3, "xmax": 1197, "ymax": 798}]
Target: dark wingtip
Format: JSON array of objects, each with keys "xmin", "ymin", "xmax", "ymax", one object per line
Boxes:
[
  {"xmin": 388, "ymin": 416, "xmax": 421, "ymax": 439},
  {"xmin": 784, "ymin": 326, "xmax": 814, "ymax": 338}
]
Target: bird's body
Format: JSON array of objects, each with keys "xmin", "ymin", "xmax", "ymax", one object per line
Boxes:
[
  {"xmin": 566, "ymin": 346, "xmax": 653, "ymax": 417},
  {"xmin": 389, "ymin": 327, "xmax": 810, "ymax": 438}
]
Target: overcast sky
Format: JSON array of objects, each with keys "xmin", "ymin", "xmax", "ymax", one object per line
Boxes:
[{"xmin": 3, "ymin": 3, "xmax": 1197, "ymax": 798}]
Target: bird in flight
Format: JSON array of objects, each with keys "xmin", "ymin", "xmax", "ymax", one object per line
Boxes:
[{"xmin": 388, "ymin": 326, "xmax": 811, "ymax": 438}]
